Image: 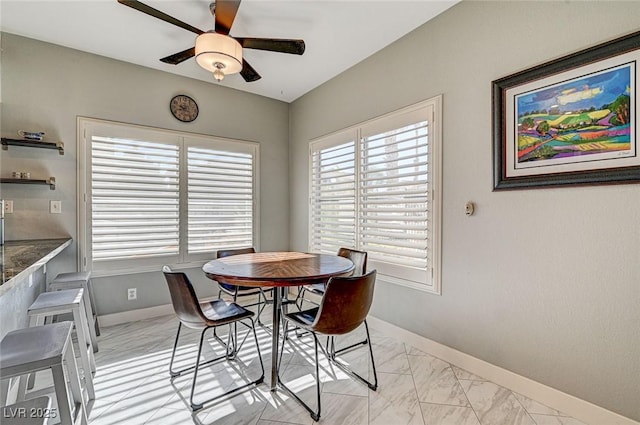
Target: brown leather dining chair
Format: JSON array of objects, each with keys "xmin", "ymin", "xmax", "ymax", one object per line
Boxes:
[
  {"xmin": 278, "ymin": 269, "xmax": 378, "ymax": 421},
  {"xmin": 163, "ymin": 266, "xmax": 264, "ymax": 411},
  {"xmin": 216, "ymin": 247, "xmax": 272, "ymax": 325},
  {"xmin": 295, "ymin": 247, "xmax": 367, "ymax": 309}
]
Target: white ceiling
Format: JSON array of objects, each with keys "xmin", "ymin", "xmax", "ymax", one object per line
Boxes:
[{"xmin": 1, "ymin": 0, "xmax": 458, "ymax": 103}]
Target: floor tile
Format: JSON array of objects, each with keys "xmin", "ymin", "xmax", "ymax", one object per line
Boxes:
[
  {"xmin": 528, "ymin": 414, "xmax": 588, "ymax": 425},
  {"xmin": 458, "ymin": 380, "xmax": 535, "ymax": 425},
  {"xmin": 408, "ymin": 354, "xmax": 469, "ymax": 407},
  {"xmin": 420, "ymin": 402, "xmax": 481, "ymax": 425},
  {"xmin": 316, "ymin": 393, "xmax": 368, "ymax": 425},
  {"xmin": 369, "ymin": 372, "xmax": 424, "ymax": 425},
  {"xmin": 81, "ymin": 314, "xmax": 589, "ymax": 425},
  {"xmin": 513, "ymin": 393, "xmax": 563, "ymax": 416},
  {"xmin": 451, "ymin": 366, "xmax": 487, "ymax": 382},
  {"xmin": 370, "ymin": 336, "xmax": 411, "ymax": 375}
]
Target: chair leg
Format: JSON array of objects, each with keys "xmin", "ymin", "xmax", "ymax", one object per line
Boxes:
[
  {"xmin": 277, "ymin": 320, "xmax": 321, "ymax": 421},
  {"xmin": 213, "ymin": 289, "xmax": 223, "ymax": 340},
  {"xmin": 255, "ymin": 290, "xmax": 270, "ymax": 325},
  {"xmin": 189, "ymin": 321, "xmax": 264, "ymax": 412},
  {"xmin": 248, "ymin": 318, "xmax": 265, "ymax": 383},
  {"xmin": 231, "ymin": 290, "xmax": 239, "ymax": 356},
  {"xmin": 331, "ymin": 333, "xmax": 368, "ymax": 357},
  {"xmin": 294, "ymin": 287, "xmax": 305, "ymax": 310},
  {"xmin": 329, "ymin": 320, "xmax": 378, "ymax": 391},
  {"xmin": 189, "ymin": 328, "xmax": 208, "ymax": 411},
  {"xmin": 170, "ymin": 324, "xmax": 228, "ymax": 379},
  {"xmin": 168, "ymin": 323, "xmax": 182, "ymax": 377}
]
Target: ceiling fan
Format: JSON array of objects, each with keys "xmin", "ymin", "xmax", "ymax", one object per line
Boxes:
[{"xmin": 117, "ymin": 0, "xmax": 306, "ymax": 82}]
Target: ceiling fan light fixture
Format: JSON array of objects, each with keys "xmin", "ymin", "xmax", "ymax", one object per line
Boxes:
[
  {"xmin": 212, "ymin": 64, "xmax": 225, "ymax": 82},
  {"xmin": 195, "ymin": 32, "xmax": 242, "ymax": 77}
]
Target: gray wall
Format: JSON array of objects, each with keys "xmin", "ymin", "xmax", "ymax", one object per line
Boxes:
[
  {"xmin": 0, "ymin": 33, "xmax": 290, "ymax": 315},
  {"xmin": 288, "ymin": 1, "xmax": 640, "ymax": 421},
  {"xmin": 0, "ymin": 267, "xmax": 45, "ymax": 340}
]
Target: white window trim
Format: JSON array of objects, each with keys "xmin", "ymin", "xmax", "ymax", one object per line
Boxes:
[
  {"xmin": 308, "ymin": 96, "xmax": 442, "ymax": 294},
  {"xmin": 77, "ymin": 117, "xmax": 260, "ymax": 277}
]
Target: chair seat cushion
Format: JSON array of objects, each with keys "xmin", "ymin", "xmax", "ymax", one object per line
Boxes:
[
  {"xmin": 285, "ymin": 307, "xmax": 319, "ymax": 331},
  {"xmin": 305, "ymin": 283, "xmax": 325, "ymax": 295},
  {"xmin": 200, "ymin": 299, "xmax": 254, "ymax": 327},
  {"xmin": 219, "ymin": 282, "xmax": 273, "ymax": 296}
]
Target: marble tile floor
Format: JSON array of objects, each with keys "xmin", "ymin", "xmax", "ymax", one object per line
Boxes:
[{"xmin": 32, "ymin": 302, "xmax": 587, "ymax": 425}]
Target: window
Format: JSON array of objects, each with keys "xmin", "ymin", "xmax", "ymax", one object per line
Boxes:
[
  {"xmin": 309, "ymin": 97, "xmax": 442, "ymax": 293},
  {"xmin": 78, "ymin": 119, "xmax": 259, "ymax": 275}
]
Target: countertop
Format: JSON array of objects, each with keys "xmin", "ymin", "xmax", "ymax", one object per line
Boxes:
[{"xmin": 0, "ymin": 238, "xmax": 72, "ymax": 295}]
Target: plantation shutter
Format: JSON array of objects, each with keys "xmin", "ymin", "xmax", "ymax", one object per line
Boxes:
[
  {"xmin": 310, "ymin": 131, "xmax": 357, "ymax": 254},
  {"xmin": 187, "ymin": 145, "xmax": 255, "ymax": 253},
  {"xmin": 91, "ymin": 136, "xmax": 180, "ymax": 262},
  {"xmin": 309, "ymin": 102, "xmax": 438, "ymax": 288},
  {"xmin": 360, "ymin": 110, "xmax": 430, "ymax": 281}
]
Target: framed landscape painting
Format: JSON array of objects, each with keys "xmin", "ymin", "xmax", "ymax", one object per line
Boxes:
[{"xmin": 492, "ymin": 30, "xmax": 640, "ymax": 190}]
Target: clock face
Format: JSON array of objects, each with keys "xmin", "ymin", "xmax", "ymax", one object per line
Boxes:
[{"xmin": 170, "ymin": 95, "xmax": 199, "ymax": 122}]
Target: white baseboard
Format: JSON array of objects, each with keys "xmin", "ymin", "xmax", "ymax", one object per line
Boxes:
[
  {"xmin": 97, "ymin": 295, "xmax": 239, "ymax": 327},
  {"xmin": 98, "ymin": 304, "xmax": 175, "ymax": 327},
  {"xmin": 366, "ymin": 316, "xmax": 638, "ymax": 425},
  {"xmin": 98, "ymin": 306, "xmax": 637, "ymax": 425}
]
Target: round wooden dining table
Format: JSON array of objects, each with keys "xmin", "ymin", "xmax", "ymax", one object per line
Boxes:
[{"xmin": 202, "ymin": 251, "xmax": 354, "ymax": 391}]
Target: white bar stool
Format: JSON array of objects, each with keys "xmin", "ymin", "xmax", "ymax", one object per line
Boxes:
[
  {"xmin": 0, "ymin": 323, "xmax": 88, "ymax": 425},
  {"xmin": 50, "ymin": 272, "xmax": 100, "ymax": 337},
  {"xmin": 49, "ymin": 277, "xmax": 99, "ymax": 353},
  {"xmin": 27, "ymin": 289, "xmax": 96, "ymax": 401}
]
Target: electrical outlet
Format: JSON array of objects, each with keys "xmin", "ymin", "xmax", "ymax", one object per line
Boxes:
[
  {"xmin": 4, "ymin": 200, "xmax": 13, "ymax": 214},
  {"xmin": 127, "ymin": 288, "xmax": 137, "ymax": 301},
  {"xmin": 50, "ymin": 200, "xmax": 62, "ymax": 214}
]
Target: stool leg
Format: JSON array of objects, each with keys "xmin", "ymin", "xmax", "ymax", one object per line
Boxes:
[
  {"xmin": 0, "ymin": 379, "xmax": 9, "ymax": 406},
  {"xmin": 61, "ymin": 342, "xmax": 89, "ymax": 425},
  {"xmin": 81, "ymin": 287, "xmax": 99, "ymax": 353},
  {"xmin": 72, "ymin": 305, "xmax": 96, "ymax": 400},
  {"xmin": 76, "ymin": 303, "xmax": 96, "ymax": 374},
  {"xmin": 52, "ymin": 363, "xmax": 73, "ymax": 425},
  {"xmin": 25, "ymin": 314, "xmax": 46, "ymax": 392},
  {"xmin": 87, "ymin": 279, "xmax": 100, "ymax": 336}
]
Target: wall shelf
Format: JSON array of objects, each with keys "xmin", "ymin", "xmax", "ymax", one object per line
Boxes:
[
  {"xmin": 0, "ymin": 177, "xmax": 56, "ymax": 190},
  {"xmin": 1, "ymin": 138, "xmax": 64, "ymax": 155}
]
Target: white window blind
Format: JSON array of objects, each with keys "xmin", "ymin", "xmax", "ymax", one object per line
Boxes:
[
  {"xmin": 91, "ymin": 137, "xmax": 180, "ymax": 261},
  {"xmin": 309, "ymin": 97, "xmax": 442, "ymax": 292},
  {"xmin": 187, "ymin": 146, "xmax": 254, "ymax": 253},
  {"xmin": 79, "ymin": 118, "xmax": 259, "ymax": 276},
  {"xmin": 310, "ymin": 135, "xmax": 356, "ymax": 253},
  {"xmin": 360, "ymin": 121, "xmax": 429, "ymax": 273}
]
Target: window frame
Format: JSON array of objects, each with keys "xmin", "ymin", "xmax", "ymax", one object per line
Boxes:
[
  {"xmin": 308, "ymin": 96, "xmax": 442, "ymax": 294},
  {"xmin": 77, "ymin": 117, "xmax": 260, "ymax": 277}
]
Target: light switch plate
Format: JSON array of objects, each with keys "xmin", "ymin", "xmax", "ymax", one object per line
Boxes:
[
  {"xmin": 50, "ymin": 200, "xmax": 62, "ymax": 214},
  {"xmin": 4, "ymin": 200, "xmax": 13, "ymax": 214}
]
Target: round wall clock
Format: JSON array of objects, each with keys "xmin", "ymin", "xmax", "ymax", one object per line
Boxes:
[{"xmin": 170, "ymin": 95, "xmax": 199, "ymax": 122}]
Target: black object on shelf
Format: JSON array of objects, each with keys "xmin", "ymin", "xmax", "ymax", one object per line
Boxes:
[
  {"xmin": 0, "ymin": 177, "xmax": 56, "ymax": 190},
  {"xmin": 1, "ymin": 138, "xmax": 64, "ymax": 155}
]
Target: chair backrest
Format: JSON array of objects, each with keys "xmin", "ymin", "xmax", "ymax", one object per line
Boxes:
[
  {"xmin": 337, "ymin": 247, "xmax": 367, "ymax": 276},
  {"xmin": 311, "ymin": 270, "xmax": 376, "ymax": 335},
  {"xmin": 162, "ymin": 266, "xmax": 207, "ymax": 330},
  {"xmin": 216, "ymin": 247, "xmax": 256, "ymax": 259}
]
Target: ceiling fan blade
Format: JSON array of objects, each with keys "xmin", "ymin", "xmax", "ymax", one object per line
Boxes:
[
  {"xmin": 214, "ymin": 0, "xmax": 241, "ymax": 35},
  {"xmin": 240, "ymin": 59, "xmax": 261, "ymax": 82},
  {"xmin": 117, "ymin": 0, "xmax": 204, "ymax": 35},
  {"xmin": 160, "ymin": 47, "xmax": 195, "ymax": 65},
  {"xmin": 235, "ymin": 38, "xmax": 305, "ymax": 55}
]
